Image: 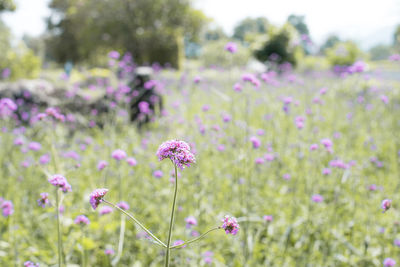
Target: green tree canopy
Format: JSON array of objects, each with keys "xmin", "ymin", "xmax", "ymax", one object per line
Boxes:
[
  {"xmin": 233, "ymin": 17, "xmax": 269, "ymax": 42},
  {"xmin": 46, "ymin": 0, "xmax": 208, "ymax": 68},
  {"xmin": 287, "ymin": 14, "xmax": 309, "ymax": 36},
  {"xmin": 0, "ymin": 0, "xmax": 15, "ymax": 12}
]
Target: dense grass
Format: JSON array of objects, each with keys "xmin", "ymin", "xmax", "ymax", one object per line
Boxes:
[{"xmin": 0, "ymin": 62, "xmax": 400, "ymax": 266}]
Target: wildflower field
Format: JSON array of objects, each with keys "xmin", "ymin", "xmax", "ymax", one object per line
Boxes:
[{"xmin": 1, "ymin": 56, "xmax": 400, "ymax": 267}]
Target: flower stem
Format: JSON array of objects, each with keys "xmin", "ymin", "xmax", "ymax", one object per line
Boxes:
[
  {"xmin": 170, "ymin": 227, "xmax": 221, "ymax": 249},
  {"xmin": 55, "ymin": 188, "xmax": 62, "ymax": 267},
  {"xmin": 165, "ymin": 164, "xmax": 179, "ymax": 267},
  {"xmin": 103, "ymin": 200, "xmax": 166, "ymax": 248}
]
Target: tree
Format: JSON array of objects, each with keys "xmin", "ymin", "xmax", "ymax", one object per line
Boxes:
[
  {"xmin": 369, "ymin": 44, "xmax": 392, "ymax": 61},
  {"xmin": 325, "ymin": 41, "xmax": 362, "ymax": 66},
  {"xmin": 394, "ymin": 25, "xmax": 400, "ymax": 51},
  {"xmin": 320, "ymin": 35, "xmax": 340, "ymax": 53},
  {"xmin": 233, "ymin": 17, "xmax": 269, "ymax": 42},
  {"xmin": 287, "ymin": 15, "xmax": 309, "ymax": 36},
  {"xmin": 254, "ymin": 23, "xmax": 299, "ymax": 67},
  {"xmin": 0, "ymin": 0, "xmax": 15, "ymax": 12},
  {"xmin": 46, "ymin": 0, "xmax": 208, "ymax": 68},
  {"xmin": 203, "ymin": 26, "xmax": 227, "ymax": 42}
]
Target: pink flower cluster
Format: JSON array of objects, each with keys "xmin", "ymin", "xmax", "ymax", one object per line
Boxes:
[
  {"xmin": 221, "ymin": 215, "xmax": 240, "ymax": 235},
  {"xmin": 1, "ymin": 200, "xmax": 14, "ymax": 217},
  {"xmin": 74, "ymin": 215, "xmax": 90, "ymax": 226},
  {"xmin": 156, "ymin": 140, "xmax": 196, "ymax": 169},
  {"xmin": 89, "ymin": 188, "xmax": 108, "ymax": 210},
  {"xmin": 48, "ymin": 174, "xmax": 71, "ymax": 193},
  {"xmin": 37, "ymin": 193, "xmax": 49, "ymax": 208}
]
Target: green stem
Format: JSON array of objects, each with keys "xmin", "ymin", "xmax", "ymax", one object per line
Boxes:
[
  {"xmin": 165, "ymin": 164, "xmax": 179, "ymax": 267},
  {"xmin": 55, "ymin": 188, "xmax": 62, "ymax": 267},
  {"xmin": 170, "ymin": 227, "xmax": 221, "ymax": 249},
  {"xmin": 103, "ymin": 200, "xmax": 166, "ymax": 248}
]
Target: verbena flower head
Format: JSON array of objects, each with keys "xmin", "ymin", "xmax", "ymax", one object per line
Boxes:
[
  {"xmin": 126, "ymin": 157, "xmax": 137, "ymax": 166},
  {"xmin": 382, "ymin": 199, "xmax": 392, "ymax": 213},
  {"xmin": 97, "ymin": 160, "xmax": 108, "ymax": 170},
  {"xmin": 117, "ymin": 201, "xmax": 130, "ymax": 210},
  {"xmin": 99, "ymin": 205, "xmax": 113, "ymax": 215},
  {"xmin": 225, "ymin": 42, "xmax": 237, "ymax": 53},
  {"xmin": 156, "ymin": 140, "xmax": 196, "ymax": 169},
  {"xmin": 89, "ymin": 188, "xmax": 108, "ymax": 210},
  {"xmin": 112, "ymin": 149, "xmax": 127, "ymax": 161},
  {"xmin": 263, "ymin": 215, "xmax": 273, "ymax": 222},
  {"xmin": 384, "ymin": 258, "xmax": 396, "ymax": 267},
  {"xmin": 37, "ymin": 193, "xmax": 49, "ymax": 208},
  {"xmin": 1, "ymin": 200, "xmax": 14, "ymax": 217},
  {"xmin": 24, "ymin": 261, "xmax": 39, "ymax": 267},
  {"xmin": 48, "ymin": 174, "xmax": 71, "ymax": 193},
  {"xmin": 74, "ymin": 215, "xmax": 90, "ymax": 226},
  {"xmin": 221, "ymin": 215, "xmax": 240, "ymax": 235},
  {"xmin": 312, "ymin": 194, "xmax": 324, "ymax": 203},
  {"xmin": 185, "ymin": 216, "xmax": 197, "ymax": 228}
]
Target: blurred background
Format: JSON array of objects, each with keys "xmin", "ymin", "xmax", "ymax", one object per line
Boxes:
[{"xmin": 0, "ymin": 0, "xmax": 399, "ymax": 78}]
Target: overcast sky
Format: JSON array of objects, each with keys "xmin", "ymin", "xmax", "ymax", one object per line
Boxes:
[{"xmin": 2, "ymin": 0, "xmax": 400, "ymax": 49}]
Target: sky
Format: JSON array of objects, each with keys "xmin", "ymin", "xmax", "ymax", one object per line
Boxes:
[{"xmin": 2, "ymin": 0, "xmax": 400, "ymax": 50}]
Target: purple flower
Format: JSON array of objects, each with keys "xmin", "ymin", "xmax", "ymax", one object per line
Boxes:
[
  {"xmin": 384, "ymin": 258, "xmax": 396, "ymax": 267},
  {"xmin": 263, "ymin": 215, "xmax": 273, "ymax": 222},
  {"xmin": 153, "ymin": 170, "xmax": 163, "ymax": 178},
  {"xmin": 112, "ymin": 149, "xmax": 127, "ymax": 161},
  {"xmin": 221, "ymin": 215, "xmax": 240, "ymax": 235},
  {"xmin": 74, "ymin": 215, "xmax": 90, "ymax": 226},
  {"xmin": 156, "ymin": 140, "xmax": 196, "ymax": 169},
  {"xmin": 24, "ymin": 261, "xmax": 39, "ymax": 267},
  {"xmin": 105, "ymin": 248, "xmax": 115, "ymax": 255},
  {"xmin": 108, "ymin": 50, "xmax": 120, "ymax": 59},
  {"xmin": 1, "ymin": 200, "xmax": 14, "ymax": 217},
  {"xmin": 203, "ymin": 251, "xmax": 214, "ymax": 265},
  {"xmin": 394, "ymin": 239, "xmax": 400, "ymax": 247},
  {"xmin": 14, "ymin": 137, "xmax": 24, "ymax": 146},
  {"xmin": 225, "ymin": 42, "xmax": 237, "ymax": 53},
  {"xmin": 126, "ymin": 157, "xmax": 137, "ymax": 166},
  {"xmin": 282, "ymin": 173, "xmax": 291, "ymax": 180},
  {"xmin": 1, "ymin": 68, "xmax": 11, "ymax": 79},
  {"xmin": 233, "ymin": 83, "xmax": 242, "ymax": 92},
  {"xmin": 117, "ymin": 201, "xmax": 130, "ymax": 210},
  {"xmin": 320, "ymin": 138, "xmax": 332, "ymax": 149},
  {"xmin": 250, "ymin": 136, "xmax": 261, "ymax": 149},
  {"xmin": 311, "ymin": 194, "xmax": 324, "ymax": 203},
  {"xmin": 39, "ymin": 154, "xmax": 51, "ymax": 165},
  {"xmin": 89, "ymin": 188, "xmax": 108, "ymax": 210},
  {"xmin": 37, "ymin": 193, "xmax": 49, "ymax": 208},
  {"xmin": 0, "ymin": 98, "xmax": 17, "ymax": 117},
  {"xmin": 382, "ymin": 199, "xmax": 392, "ymax": 213},
  {"xmin": 48, "ymin": 174, "xmax": 71, "ymax": 193},
  {"xmin": 185, "ymin": 216, "xmax": 197, "ymax": 228},
  {"xmin": 322, "ymin": 168, "xmax": 331, "ymax": 175},
  {"xmin": 310, "ymin": 144, "xmax": 318, "ymax": 151},
  {"xmin": 138, "ymin": 101, "xmax": 151, "ymax": 114},
  {"xmin": 255, "ymin": 157, "xmax": 265, "ymax": 164},
  {"xmin": 97, "ymin": 160, "xmax": 108, "ymax": 170},
  {"xmin": 99, "ymin": 205, "xmax": 113, "ymax": 215},
  {"xmin": 28, "ymin": 142, "xmax": 41, "ymax": 151}
]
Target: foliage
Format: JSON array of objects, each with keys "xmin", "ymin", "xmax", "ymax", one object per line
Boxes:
[
  {"xmin": 232, "ymin": 17, "xmax": 269, "ymax": 42},
  {"xmin": 369, "ymin": 45, "xmax": 393, "ymax": 61},
  {"xmin": 0, "ymin": 0, "xmax": 15, "ymax": 12},
  {"xmin": 1, "ymin": 58, "xmax": 400, "ymax": 266},
  {"xmin": 320, "ymin": 35, "xmax": 341, "ymax": 54},
  {"xmin": 0, "ymin": 20, "xmax": 42, "ymax": 80},
  {"xmin": 287, "ymin": 14, "xmax": 309, "ymax": 35},
  {"xmin": 254, "ymin": 23, "xmax": 300, "ymax": 66},
  {"xmin": 325, "ymin": 41, "xmax": 363, "ymax": 66},
  {"xmin": 200, "ymin": 40, "xmax": 251, "ymax": 68},
  {"xmin": 46, "ymin": 0, "xmax": 208, "ymax": 68},
  {"xmin": 394, "ymin": 24, "xmax": 400, "ymax": 51}
]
